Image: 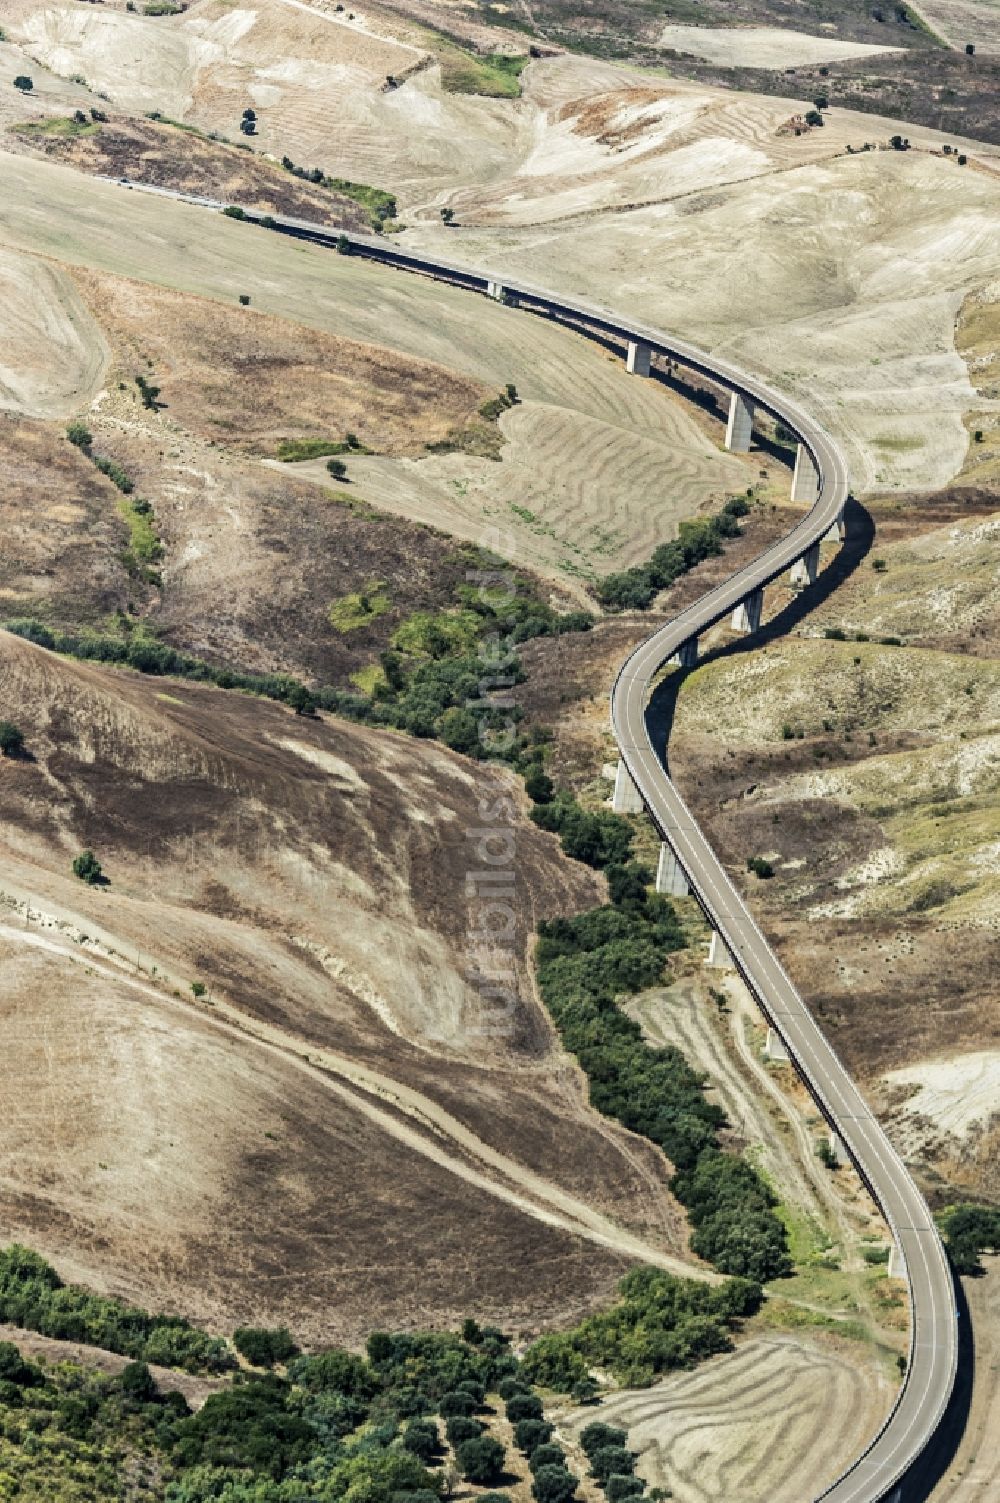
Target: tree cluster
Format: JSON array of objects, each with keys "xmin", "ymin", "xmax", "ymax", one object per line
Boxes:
[{"xmin": 596, "ymin": 497, "xmax": 750, "ymax": 611}]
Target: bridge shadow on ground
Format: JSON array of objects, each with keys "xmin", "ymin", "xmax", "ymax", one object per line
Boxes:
[
  {"xmin": 643, "ymin": 491, "xmax": 977, "ymax": 1489},
  {"xmin": 901, "ymin": 1268, "xmax": 973, "ymax": 1501},
  {"xmin": 646, "ymin": 494, "xmax": 874, "ymax": 768}
]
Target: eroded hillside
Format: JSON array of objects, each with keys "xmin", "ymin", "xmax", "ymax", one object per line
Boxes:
[{"xmin": 0, "ymin": 630, "xmax": 710, "ymax": 1342}]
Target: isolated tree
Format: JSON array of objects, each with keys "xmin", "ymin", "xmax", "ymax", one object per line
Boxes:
[
  {"xmin": 813, "ymin": 94, "xmax": 828, "ymax": 110},
  {"xmin": 532, "ymin": 1467, "xmax": 578, "ymax": 1503},
  {"xmin": 965, "ymin": 41, "xmax": 975, "ymax": 54},
  {"xmin": 13, "ymin": 76, "xmax": 33, "ymax": 93},
  {"xmin": 804, "ymin": 109, "xmax": 824, "ymax": 127},
  {"xmin": 287, "ymin": 683, "xmax": 317, "ymax": 716},
  {"xmin": 506, "ymin": 1394, "xmax": 543, "ymax": 1424},
  {"xmin": 0, "ymin": 721, "xmax": 24, "ymax": 758},
  {"xmin": 456, "ymin": 1436, "xmax": 506, "ymax": 1486},
  {"xmin": 242, "ymin": 107, "xmax": 257, "ymax": 121},
  {"xmin": 72, "ymin": 850, "xmax": 103, "ymax": 885},
  {"xmin": 440, "ymin": 207, "xmax": 455, "ymax": 225},
  {"xmin": 326, "ymin": 457, "xmax": 348, "ymax": 480}
]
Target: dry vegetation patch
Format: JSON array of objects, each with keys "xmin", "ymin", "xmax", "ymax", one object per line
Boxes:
[
  {"xmin": 0, "ymin": 630, "xmax": 699, "ymax": 1341},
  {"xmin": 73, "ymin": 267, "xmax": 488, "ymax": 458},
  {"xmin": 9, "ymin": 114, "xmax": 376, "ymax": 229}
]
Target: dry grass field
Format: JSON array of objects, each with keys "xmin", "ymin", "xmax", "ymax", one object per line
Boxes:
[
  {"xmin": 0, "ymin": 629, "xmax": 708, "ymax": 1342},
  {"xmin": 557, "ymin": 1333, "xmax": 895, "ymax": 1503}
]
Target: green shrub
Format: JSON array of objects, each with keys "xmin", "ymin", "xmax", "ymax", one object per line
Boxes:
[
  {"xmin": 506, "ymin": 1393, "xmax": 543, "ymax": 1423},
  {"xmin": 72, "ymin": 850, "xmax": 103, "ymax": 885},
  {"xmin": 589, "ymin": 1447, "xmax": 634, "ymax": 1484},
  {"xmin": 606, "ymin": 1476, "xmax": 644, "ymax": 1502},
  {"xmin": 222, "ymin": 204, "xmax": 247, "ymax": 219},
  {"xmin": 456, "ymin": 1435, "xmax": 506, "ymax": 1485},
  {"xmin": 0, "ymin": 721, "xmax": 24, "ymax": 757},
  {"xmin": 580, "ymin": 1424, "xmax": 628, "ymax": 1459},
  {"xmin": 445, "ymin": 1415, "xmax": 482, "ymax": 1447},
  {"xmin": 514, "ymin": 1418, "xmax": 553, "ymax": 1455},
  {"xmin": 233, "ymin": 1326, "xmax": 300, "ymax": 1368},
  {"xmin": 532, "ymin": 1465, "xmax": 579, "ymax": 1503},
  {"xmin": 596, "ymin": 499, "xmax": 747, "ymax": 611},
  {"xmin": 66, "ymin": 420, "xmax": 93, "ymax": 450},
  {"xmin": 529, "ymin": 1444, "xmax": 566, "ymax": 1473},
  {"xmin": 0, "ymin": 1244, "xmax": 233, "ymax": 1373}
]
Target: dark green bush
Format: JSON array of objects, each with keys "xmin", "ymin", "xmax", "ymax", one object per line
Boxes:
[
  {"xmin": 532, "ymin": 1465, "xmax": 579, "ymax": 1503},
  {"xmin": 514, "ymin": 1418, "xmax": 553, "ymax": 1455},
  {"xmin": 445, "ymin": 1415, "xmax": 483, "ymax": 1447},
  {"xmin": 456, "ymin": 1435, "xmax": 506, "ymax": 1484},
  {"xmin": 529, "ymin": 1443, "xmax": 566, "ymax": 1473},
  {"xmin": 506, "ymin": 1393, "xmax": 543, "ymax": 1423},
  {"xmin": 580, "ymin": 1424, "xmax": 628, "ymax": 1459},
  {"xmin": 589, "ymin": 1446, "xmax": 634, "ymax": 1484},
  {"xmin": 233, "ymin": 1326, "xmax": 299, "ymax": 1368}
]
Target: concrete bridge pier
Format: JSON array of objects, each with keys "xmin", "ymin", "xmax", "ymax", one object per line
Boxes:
[
  {"xmin": 626, "ymin": 340, "xmax": 651, "ymax": 377},
  {"xmin": 731, "ymin": 586, "xmax": 764, "ymax": 634},
  {"xmin": 790, "ymin": 542, "xmax": 820, "ymax": 588},
  {"xmin": 827, "ymin": 1128, "xmax": 847, "ymax": 1165},
  {"xmin": 612, "ymin": 758, "xmax": 644, "ymax": 815},
  {"xmin": 888, "ymin": 1241, "xmax": 906, "ymax": 1281},
  {"xmin": 825, "ymin": 506, "xmax": 847, "ymax": 543},
  {"xmin": 669, "ymin": 637, "xmax": 699, "ymax": 668},
  {"xmin": 656, "ymin": 843, "xmax": 690, "ymax": 897},
  {"xmin": 765, "ymin": 1027, "xmax": 789, "ymax": 1062},
  {"xmin": 707, "ymin": 930, "xmax": 735, "ymax": 969},
  {"xmin": 792, "ymin": 443, "xmax": 820, "ymax": 503},
  {"xmin": 725, "ymin": 391, "xmax": 755, "ymax": 452},
  {"xmin": 485, "ymin": 280, "xmax": 505, "ymax": 301}
]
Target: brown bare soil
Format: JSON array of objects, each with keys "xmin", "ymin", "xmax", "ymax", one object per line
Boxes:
[
  {"xmin": 0, "ymin": 413, "xmax": 131, "ymax": 625},
  {"xmin": 8, "ymin": 116, "xmax": 374, "ymax": 229},
  {"xmin": 73, "ymin": 267, "xmax": 488, "ymax": 459},
  {"xmin": 0, "ymin": 630, "xmax": 700, "ymax": 1345}
]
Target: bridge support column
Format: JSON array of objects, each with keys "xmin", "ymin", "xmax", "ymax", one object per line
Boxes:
[
  {"xmin": 725, "ymin": 391, "xmax": 755, "ymax": 452},
  {"xmin": 826, "ymin": 1128, "xmax": 847, "ymax": 1166},
  {"xmin": 669, "ymin": 637, "xmax": 698, "ymax": 669},
  {"xmin": 792, "ymin": 443, "xmax": 820, "ymax": 504},
  {"xmin": 707, "ymin": 930, "xmax": 735, "ymax": 969},
  {"xmin": 825, "ymin": 506, "xmax": 847, "ymax": 543},
  {"xmin": 790, "ymin": 542, "xmax": 820, "ymax": 588},
  {"xmin": 888, "ymin": 1241, "xmax": 906, "ymax": 1281},
  {"xmin": 626, "ymin": 340, "xmax": 651, "ymax": 377},
  {"xmin": 656, "ymin": 843, "xmax": 690, "ymax": 897},
  {"xmin": 612, "ymin": 758, "xmax": 644, "ymax": 815},
  {"xmin": 765, "ymin": 1027, "xmax": 789, "ymax": 1062},
  {"xmin": 485, "ymin": 280, "xmax": 505, "ymax": 301},
  {"xmin": 731, "ymin": 587, "xmax": 763, "ymax": 634}
]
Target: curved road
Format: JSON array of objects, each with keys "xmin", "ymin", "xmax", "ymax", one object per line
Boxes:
[{"xmin": 111, "ymin": 183, "xmax": 958, "ymax": 1503}]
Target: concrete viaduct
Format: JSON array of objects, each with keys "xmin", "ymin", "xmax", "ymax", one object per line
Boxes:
[{"xmin": 106, "ymin": 181, "xmax": 959, "ymax": 1503}]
